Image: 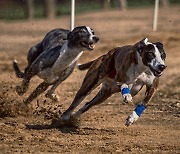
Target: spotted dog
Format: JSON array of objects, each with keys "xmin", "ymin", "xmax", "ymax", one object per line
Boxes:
[
  {"xmin": 13, "ymin": 26, "xmax": 99, "ymax": 105},
  {"xmin": 61, "ymin": 38, "xmax": 166, "ymax": 126}
]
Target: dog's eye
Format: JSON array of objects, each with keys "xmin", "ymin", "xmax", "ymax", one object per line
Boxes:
[
  {"xmin": 161, "ymin": 53, "xmax": 166, "ymax": 60},
  {"xmin": 147, "ymin": 52, "xmax": 155, "ymax": 58},
  {"xmin": 91, "ymin": 29, "xmax": 95, "ymax": 35}
]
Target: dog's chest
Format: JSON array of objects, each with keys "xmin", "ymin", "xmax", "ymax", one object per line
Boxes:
[
  {"xmin": 52, "ymin": 46, "xmax": 83, "ymax": 74},
  {"xmin": 137, "ymin": 71, "xmax": 156, "ymax": 85},
  {"xmin": 38, "ymin": 43, "xmax": 83, "ymax": 83},
  {"xmin": 38, "ymin": 66, "xmax": 74, "ymax": 84},
  {"xmin": 126, "ymin": 65, "xmax": 156, "ymax": 85},
  {"xmin": 126, "ymin": 63, "xmax": 147, "ymax": 83}
]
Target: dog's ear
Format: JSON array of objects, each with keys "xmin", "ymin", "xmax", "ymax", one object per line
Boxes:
[
  {"xmin": 67, "ymin": 31, "xmax": 73, "ymax": 41},
  {"xmin": 153, "ymin": 42, "xmax": 164, "ymax": 49},
  {"xmin": 136, "ymin": 38, "xmax": 148, "ymax": 54}
]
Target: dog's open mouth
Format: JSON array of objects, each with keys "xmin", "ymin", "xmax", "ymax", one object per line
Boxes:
[
  {"xmin": 149, "ymin": 66, "xmax": 163, "ymax": 77},
  {"xmin": 81, "ymin": 41, "xmax": 95, "ymax": 50}
]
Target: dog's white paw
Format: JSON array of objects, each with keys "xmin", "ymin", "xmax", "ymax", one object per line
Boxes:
[
  {"xmin": 125, "ymin": 104, "xmax": 146, "ymax": 126},
  {"xmin": 51, "ymin": 94, "xmax": 59, "ymax": 102},
  {"xmin": 45, "ymin": 93, "xmax": 59, "ymax": 102},
  {"xmin": 123, "ymin": 93, "xmax": 133, "ymax": 103},
  {"xmin": 121, "ymin": 84, "xmax": 132, "ymax": 103},
  {"xmin": 125, "ymin": 111, "xmax": 139, "ymax": 127}
]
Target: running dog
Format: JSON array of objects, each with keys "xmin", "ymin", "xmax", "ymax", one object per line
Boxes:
[
  {"xmin": 61, "ymin": 38, "xmax": 166, "ymax": 126},
  {"xmin": 13, "ymin": 26, "xmax": 99, "ymax": 105}
]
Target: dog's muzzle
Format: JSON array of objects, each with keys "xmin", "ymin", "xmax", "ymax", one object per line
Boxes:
[
  {"xmin": 149, "ymin": 64, "xmax": 167, "ymax": 77},
  {"xmin": 81, "ymin": 36, "xmax": 99, "ymax": 50}
]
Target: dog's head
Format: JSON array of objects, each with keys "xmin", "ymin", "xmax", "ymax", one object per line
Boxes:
[
  {"xmin": 67, "ymin": 26, "xmax": 99, "ymax": 50},
  {"xmin": 136, "ymin": 38, "xmax": 167, "ymax": 77}
]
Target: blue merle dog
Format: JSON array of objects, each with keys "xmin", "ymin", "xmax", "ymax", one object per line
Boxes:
[{"xmin": 13, "ymin": 26, "xmax": 99, "ymax": 105}]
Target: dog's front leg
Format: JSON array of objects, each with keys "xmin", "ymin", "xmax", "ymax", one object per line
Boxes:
[
  {"xmin": 45, "ymin": 80, "xmax": 62, "ymax": 102},
  {"xmin": 45, "ymin": 67, "xmax": 74, "ymax": 102},
  {"xmin": 72, "ymin": 83, "xmax": 114, "ymax": 119},
  {"xmin": 115, "ymin": 73, "xmax": 133, "ymax": 104},
  {"xmin": 120, "ymin": 83, "xmax": 133, "ymax": 104},
  {"xmin": 125, "ymin": 78, "xmax": 159, "ymax": 126}
]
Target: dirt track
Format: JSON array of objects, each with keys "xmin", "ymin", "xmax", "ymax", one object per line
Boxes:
[{"xmin": 0, "ymin": 7, "xmax": 180, "ymax": 153}]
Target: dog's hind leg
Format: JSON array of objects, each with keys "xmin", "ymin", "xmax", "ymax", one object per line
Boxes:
[
  {"xmin": 72, "ymin": 82, "xmax": 118, "ymax": 119},
  {"xmin": 61, "ymin": 76, "xmax": 102, "ymax": 121},
  {"xmin": 25, "ymin": 42, "xmax": 43, "ymax": 74},
  {"xmin": 15, "ymin": 70, "xmax": 36, "ymax": 96},
  {"xmin": 16, "ymin": 78, "xmax": 31, "ymax": 96},
  {"xmin": 13, "ymin": 60, "xmax": 24, "ymax": 78},
  {"xmin": 61, "ymin": 57, "xmax": 110, "ymax": 121},
  {"xmin": 23, "ymin": 81, "xmax": 49, "ymax": 105},
  {"xmin": 126, "ymin": 78, "xmax": 159, "ymax": 126}
]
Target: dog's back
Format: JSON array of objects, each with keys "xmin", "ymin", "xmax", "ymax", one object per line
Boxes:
[
  {"xmin": 13, "ymin": 28, "xmax": 70, "ymax": 79},
  {"xmin": 42, "ymin": 28, "xmax": 70, "ymax": 51},
  {"xmin": 28, "ymin": 28, "xmax": 70, "ymax": 65},
  {"xmin": 77, "ymin": 45, "xmax": 133, "ymax": 80}
]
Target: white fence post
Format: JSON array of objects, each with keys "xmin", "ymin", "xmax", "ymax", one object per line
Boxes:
[
  {"xmin": 153, "ymin": 0, "xmax": 159, "ymax": 31},
  {"xmin": 71, "ymin": 0, "xmax": 75, "ymax": 31}
]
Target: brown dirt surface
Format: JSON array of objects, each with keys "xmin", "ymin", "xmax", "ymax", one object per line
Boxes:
[{"xmin": 0, "ymin": 7, "xmax": 180, "ymax": 153}]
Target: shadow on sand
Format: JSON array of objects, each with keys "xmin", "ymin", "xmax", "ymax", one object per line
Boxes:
[{"xmin": 25, "ymin": 118, "xmax": 80, "ymax": 134}]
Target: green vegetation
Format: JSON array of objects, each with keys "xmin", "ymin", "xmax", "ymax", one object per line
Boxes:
[
  {"xmin": 0, "ymin": 0, "xmax": 179, "ymax": 20},
  {"xmin": 0, "ymin": 7, "xmax": 25, "ymax": 20},
  {"xmin": 127, "ymin": 0, "xmax": 154, "ymax": 8},
  {"xmin": 56, "ymin": 1, "xmax": 102, "ymax": 16},
  {"xmin": 0, "ymin": 1, "xmax": 102, "ymax": 20}
]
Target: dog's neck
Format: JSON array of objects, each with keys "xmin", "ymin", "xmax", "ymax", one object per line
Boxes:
[
  {"xmin": 67, "ymin": 40, "xmax": 82, "ymax": 50},
  {"xmin": 125, "ymin": 50, "xmax": 149, "ymax": 83},
  {"xmin": 135, "ymin": 51, "xmax": 148, "ymax": 74},
  {"xmin": 67, "ymin": 41, "xmax": 75, "ymax": 49},
  {"xmin": 53, "ymin": 41, "xmax": 83, "ymax": 74}
]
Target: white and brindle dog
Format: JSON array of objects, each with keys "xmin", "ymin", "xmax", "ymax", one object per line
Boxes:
[
  {"xmin": 61, "ymin": 38, "xmax": 167, "ymax": 126},
  {"xmin": 13, "ymin": 26, "xmax": 99, "ymax": 105}
]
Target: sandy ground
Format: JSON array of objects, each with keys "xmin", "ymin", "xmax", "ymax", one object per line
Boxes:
[{"xmin": 0, "ymin": 7, "xmax": 180, "ymax": 153}]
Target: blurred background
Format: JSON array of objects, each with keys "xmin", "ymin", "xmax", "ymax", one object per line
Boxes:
[
  {"xmin": 0, "ymin": 0, "xmax": 179, "ymax": 20},
  {"xmin": 0, "ymin": 1, "xmax": 180, "ymax": 153}
]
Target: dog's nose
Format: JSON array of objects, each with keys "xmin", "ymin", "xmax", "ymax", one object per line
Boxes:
[
  {"xmin": 93, "ymin": 36, "xmax": 99, "ymax": 43},
  {"xmin": 158, "ymin": 64, "xmax": 166, "ymax": 71}
]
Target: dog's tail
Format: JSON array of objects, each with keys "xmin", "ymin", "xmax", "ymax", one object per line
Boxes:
[
  {"xmin": 13, "ymin": 60, "xmax": 24, "ymax": 78},
  {"xmin": 77, "ymin": 60, "xmax": 95, "ymax": 71}
]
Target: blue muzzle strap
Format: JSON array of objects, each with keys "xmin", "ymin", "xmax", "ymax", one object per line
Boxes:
[{"xmin": 134, "ymin": 104, "xmax": 146, "ymax": 117}]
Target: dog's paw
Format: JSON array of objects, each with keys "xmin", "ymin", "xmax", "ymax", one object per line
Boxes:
[
  {"xmin": 125, "ymin": 104, "xmax": 146, "ymax": 126},
  {"xmin": 121, "ymin": 84, "xmax": 132, "ymax": 103},
  {"xmin": 59, "ymin": 114, "xmax": 80, "ymax": 128},
  {"xmin": 45, "ymin": 93, "xmax": 59, "ymax": 102},
  {"xmin": 123, "ymin": 94, "xmax": 133, "ymax": 103},
  {"xmin": 16, "ymin": 86, "xmax": 25, "ymax": 96},
  {"xmin": 50, "ymin": 94, "xmax": 59, "ymax": 102},
  {"xmin": 125, "ymin": 111, "xmax": 139, "ymax": 127}
]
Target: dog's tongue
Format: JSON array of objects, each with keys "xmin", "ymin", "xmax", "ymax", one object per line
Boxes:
[
  {"xmin": 155, "ymin": 70, "xmax": 162, "ymax": 77},
  {"xmin": 89, "ymin": 44, "xmax": 95, "ymax": 49}
]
